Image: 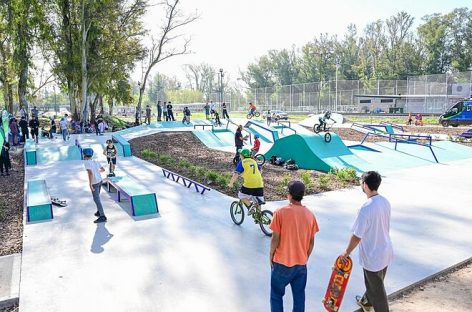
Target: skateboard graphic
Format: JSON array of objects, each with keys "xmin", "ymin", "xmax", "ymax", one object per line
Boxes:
[{"xmin": 322, "ymin": 256, "xmax": 353, "ymax": 312}]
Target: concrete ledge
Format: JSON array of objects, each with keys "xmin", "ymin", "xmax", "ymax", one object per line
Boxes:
[{"xmin": 0, "ymin": 253, "xmax": 21, "ymax": 309}]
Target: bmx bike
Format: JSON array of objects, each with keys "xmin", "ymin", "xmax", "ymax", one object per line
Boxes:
[
  {"xmin": 313, "ymin": 119, "xmax": 336, "ymax": 143},
  {"xmin": 247, "ymin": 110, "xmax": 261, "ymax": 119},
  {"xmin": 232, "ymin": 153, "xmax": 266, "ymax": 166},
  {"xmin": 230, "ymin": 196, "xmax": 273, "ymax": 236}
]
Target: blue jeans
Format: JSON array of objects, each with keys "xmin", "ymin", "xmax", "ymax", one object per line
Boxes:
[
  {"xmin": 92, "ymin": 181, "xmax": 105, "ymax": 217},
  {"xmin": 271, "ymin": 263, "xmax": 307, "ymax": 312},
  {"xmin": 62, "ymin": 129, "xmax": 68, "ymax": 141}
]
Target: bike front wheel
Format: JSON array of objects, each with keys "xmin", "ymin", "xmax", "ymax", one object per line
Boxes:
[
  {"xmin": 255, "ymin": 154, "xmax": 266, "ymax": 165},
  {"xmin": 324, "ymin": 132, "xmax": 332, "ymax": 143},
  {"xmin": 230, "ymin": 201, "xmax": 245, "ymax": 225},
  {"xmin": 259, "ymin": 210, "xmax": 273, "ymax": 236},
  {"xmin": 254, "ymin": 111, "xmax": 260, "ymax": 117}
]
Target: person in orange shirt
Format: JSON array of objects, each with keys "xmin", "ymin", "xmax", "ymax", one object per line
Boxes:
[
  {"xmin": 269, "ymin": 181, "xmax": 319, "ymax": 312},
  {"xmin": 249, "ymin": 102, "xmax": 257, "ymax": 115}
]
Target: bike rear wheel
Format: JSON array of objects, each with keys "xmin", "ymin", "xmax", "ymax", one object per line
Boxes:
[
  {"xmin": 247, "ymin": 113, "xmax": 253, "ymax": 119},
  {"xmin": 259, "ymin": 210, "xmax": 273, "ymax": 236},
  {"xmin": 313, "ymin": 124, "xmax": 321, "ymax": 133},
  {"xmin": 255, "ymin": 154, "xmax": 265, "ymax": 165},
  {"xmin": 230, "ymin": 201, "xmax": 245, "ymax": 225}
]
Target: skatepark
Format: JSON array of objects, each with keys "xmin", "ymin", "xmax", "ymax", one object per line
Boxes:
[{"xmin": 12, "ymin": 119, "xmax": 472, "ymax": 311}]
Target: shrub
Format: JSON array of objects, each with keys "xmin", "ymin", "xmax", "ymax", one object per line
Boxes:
[
  {"xmin": 141, "ymin": 149, "xmax": 157, "ymax": 159},
  {"xmin": 277, "ymin": 173, "xmax": 292, "ymax": 194},
  {"xmin": 189, "ymin": 165, "xmax": 198, "ymax": 175},
  {"xmin": 195, "ymin": 166, "xmax": 207, "ymax": 177},
  {"xmin": 331, "ymin": 167, "xmax": 358, "ymax": 183},
  {"xmin": 206, "ymin": 170, "xmax": 219, "ymax": 183},
  {"xmin": 159, "ymin": 154, "xmax": 172, "ymax": 165},
  {"xmin": 178, "ymin": 159, "xmax": 191, "ymax": 169},
  {"xmin": 318, "ymin": 174, "xmax": 331, "ymax": 190},
  {"xmin": 300, "ymin": 171, "xmax": 314, "ymax": 191}
]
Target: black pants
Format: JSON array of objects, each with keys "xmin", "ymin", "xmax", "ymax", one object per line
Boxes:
[
  {"xmin": 222, "ymin": 109, "xmax": 229, "ymax": 119},
  {"xmin": 0, "ymin": 157, "xmax": 10, "ymax": 174},
  {"xmin": 167, "ymin": 110, "xmax": 175, "ymax": 121},
  {"xmin": 362, "ymin": 266, "xmax": 389, "ymax": 312},
  {"xmin": 21, "ymin": 127, "xmax": 29, "ymax": 142},
  {"xmin": 157, "ymin": 111, "xmax": 162, "ymax": 121}
]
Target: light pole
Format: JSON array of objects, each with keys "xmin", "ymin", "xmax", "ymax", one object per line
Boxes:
[
  {"xmin": 335, "ymin": 59, "xmax": 340, "ymax": 112},
  {"xmin": 54, "ymin": 86, "xmax": 57, "ymax": 115},
  {"xmin": 219, "ymin": 68, "xmax": 224, "ymax": 104}
]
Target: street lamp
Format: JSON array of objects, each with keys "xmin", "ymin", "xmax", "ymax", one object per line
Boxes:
[
  {"xmin": 335, "ymin": 59, "xmax": 340, "ymax": 112},
  {"xmin": 219, "ymin": 68, "xmax": 224, "ymax": 104},
  {"xmin": 53, "ymin": 86, "xmax": 57, "ymax": 115}
]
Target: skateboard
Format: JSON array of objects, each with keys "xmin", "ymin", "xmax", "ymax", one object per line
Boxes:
[
  {"xmin": 51, "ymin": 197, "xmax": 67, "ymax": 207},
  {"xmin": 322, "ymin": 256, "xmax": 353, "ymax": 312}
]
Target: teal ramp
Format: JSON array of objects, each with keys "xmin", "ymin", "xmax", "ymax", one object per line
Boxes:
[
  {"xmin": 264, "ymin": 133, "xmax": 369, "ymax": 172},
  {"xmin": 213, "ymin": 129, "xmax": 236, "ymax": 146},
  {"xmin": 193, "ymin": 130, "xmax": 229, "ymax": 148},
  {"xmin": 36, "ymin": 145, "xmax": 82, "ymax": 164},
  {"xmin": 245, "ymin": 128, "xmax": 272, "ymax": 143}
]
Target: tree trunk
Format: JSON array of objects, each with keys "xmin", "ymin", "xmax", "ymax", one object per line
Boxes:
[
  {"xmin": 99, "ymin": 95, "xmax": 104, "ymax": 114},
  {"xmin": 80, "ymin": 0, "xmax": 88, "ymax": 122},
  {"xmin": 7, "ymin": 84, "xmax": 13, "ymax": 113},
  {"xmin": 136, "ymin": 86, "xmax": 145, "ymax": 124},
  {"xmin": 108, "ymin": 97, "xmax": 113, "ymax": 116},
  {"xmin": 18, "ymin": 65, "xmax": 29, "ymax": 114}
]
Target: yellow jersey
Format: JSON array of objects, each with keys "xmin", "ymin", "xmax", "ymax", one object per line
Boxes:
[{"xmin": 236, "ymin": 158, "xmax": 264, "ymax": 188}]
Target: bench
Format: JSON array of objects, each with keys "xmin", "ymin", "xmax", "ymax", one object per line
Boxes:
[
  {"xmin": 112, "ymin": 134, "xmax": 132, "ymax": 157},
  {"xmin": 26, "ymin": 180, "xmax": 53, "ymax": 222},
  {"xmin": 24, "ymin": 139, "xmax": 37, "ymax": 166},
  {"xmin": 162, "ymin": 168, "xmax": 211, "ymax": 194},
  {"xmin": 106, "ymin": 176, "xmax": 158, "ymax": 216}
]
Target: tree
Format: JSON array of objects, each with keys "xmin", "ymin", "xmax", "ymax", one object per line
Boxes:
[{"xmin": 136, "ymin": 0, "xmax": 198, "ymax": 123}]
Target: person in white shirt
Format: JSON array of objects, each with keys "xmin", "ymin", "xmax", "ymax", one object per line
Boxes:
[
  {"xmin": 83, "ymin": 148, "xmax": 107, "ymax": 223},
  {"xmin": 340, "ymin": 171, "xmax": 393, "ymax": 312},
  {"xmin": 60, "ymin": 114, "xmax": 69, "ymax": 141}
]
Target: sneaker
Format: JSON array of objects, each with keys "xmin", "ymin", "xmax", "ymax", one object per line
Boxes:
[
  {"xmin": 94, "ymin": 211, "xmax": 100, "ymax": 217},
  {"xmin": 5, "ymin": 173, "xmax": 10, "ymax": 176},
  {"xmin": 94, "ymin": 216, "xmax": 107, "ymax": 223},
  {"xmin": 356, "ymin": 295, "xmax": 373, "ymax": 312}
]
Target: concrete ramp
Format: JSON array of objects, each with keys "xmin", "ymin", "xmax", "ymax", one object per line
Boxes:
[
  {"xmin": 192, "ymin": 129, "xmax": 234, "ymax": 148},
  {"xmin": 264, "ymin": 133, "xmax": 369, "ymax": 172},
  {"xmin": 36, "ymin": 145, "xmax": 82, "ymax": 164}
]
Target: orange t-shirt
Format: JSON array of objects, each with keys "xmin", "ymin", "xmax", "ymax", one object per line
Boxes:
[{"xmin": 270, "ymin": 204, "xmax": 319, "ymax": 267}]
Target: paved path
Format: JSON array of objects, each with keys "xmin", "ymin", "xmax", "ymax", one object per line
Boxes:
[{"xmin": 18, "ymin": 126, "xmax": 472, "ymax": 311}]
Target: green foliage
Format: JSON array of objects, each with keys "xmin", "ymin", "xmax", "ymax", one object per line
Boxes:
[
  {"xmin": 300, "ymin": 171, "xmax": 314, "ymax": 191},
  {"xmin": 330, "ymin": 168, "xmax": 358, "ymax": 183},
  {"xmin": 277, "ymin": 173, "xmax": 292, "ymax": 194},
  {"xmin": 178, "ymin": 159, "xmax": 192, "ymax": 169},
  {"xmin": 159, "ymin": 154, "xmax": 172, "ymax": 165},
  {"xmin": 205, "ymin": 170, "xmax": 219, "ymax": 184},
  {"xmin": 195, "ymin": 166, "xmax": 207, "ymax": 177},
  {"xmin": 141, "ymin": 149, "xmax": 157, "ymax": 159},
  {"xmin": 318, "ymin": 174, "xmax": 331, "ymax": 190}
]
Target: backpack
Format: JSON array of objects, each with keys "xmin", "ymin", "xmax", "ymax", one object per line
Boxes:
[
  {"xmin": 274, "ymin": 157, "xmax": 285, "ymax": 166},
  {"xmin": 285, "ymin": 159, "xmax": 298, "ymax": 170}
]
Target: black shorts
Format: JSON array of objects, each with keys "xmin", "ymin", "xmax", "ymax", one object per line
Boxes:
[
  {"xmin": 107, "ymin": 157, "xmax": 116, "ymax": 165},
  {"xmin": 240, "ymin": 186, "xmax": 264, "ymax": 197}
]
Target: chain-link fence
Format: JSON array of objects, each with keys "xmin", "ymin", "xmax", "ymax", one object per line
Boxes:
[{"xmin": 222, "ymin": 71, "xmax": 472, "ymax": 114}]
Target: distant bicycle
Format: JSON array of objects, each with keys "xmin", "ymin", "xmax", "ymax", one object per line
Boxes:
[
  {"xmin": 232, "ymin": 153, "xmax": 266, "ymax": 166},
  {"xmin": 247, "ymin": 110, "xmax": 261, "ymax": 119},
  {"xmin": 230, "ymin": 195, "xmax": 273, "ymax": 236}
]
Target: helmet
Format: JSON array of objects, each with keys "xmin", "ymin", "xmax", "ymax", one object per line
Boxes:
[
  {"xmin": 254, "ymin": 134, "xmax": 260, "ymax": 139},
  {"xmin": 82, "ymin": 148, "xmax": 94, "ymax": 157},
  {"xmin": 239, "ymin": 148, "xmax": 251, "ymax": 158}
]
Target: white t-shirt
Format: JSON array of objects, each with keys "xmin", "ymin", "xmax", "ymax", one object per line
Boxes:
[
  {"xmin": 351, "ymin": 194, "xmax": 394, "ymax": 272},
  {"xmin": 60, "ymin": 119, "xmax": 68, "ymax": 130},
  {"xmin": 98, "ymin": 122, "xmax": 105, "ymax": 132},
  {"xmin": 84, "ymin": 160, "xmax": 103, "ymax": 185}
]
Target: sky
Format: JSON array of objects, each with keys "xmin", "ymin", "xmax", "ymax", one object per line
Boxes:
[{"xmin": 137, "ymin": 0, "xmax": 471, "ymax": 86}]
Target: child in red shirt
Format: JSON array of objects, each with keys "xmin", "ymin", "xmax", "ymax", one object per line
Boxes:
[{"xmin": 251, "ymin": 134, "xmax": 261, "ymax": 156}]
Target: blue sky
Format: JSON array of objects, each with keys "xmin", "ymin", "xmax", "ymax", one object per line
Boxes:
[{"xmin": 139, "ymin": 0, "xmax": 471, "ymax": 85}]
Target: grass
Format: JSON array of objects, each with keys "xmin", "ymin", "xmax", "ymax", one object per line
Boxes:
[
  {"xmin": 300, "ymin": 171, "xmax": 314, "ymax": 191},
  {"xmin": 346, "ymin": 115, "xmax": 439, "ymax": 125},
  {"xmin": 318, "ymin": 174, "xmax": 331, "ymax": 190},
  {"xmin": 141, "ymin": 149, "xmax": 157, "ymax": 159},
  {"xmin": 331, "ymin": 168, "xmax": 358, "ymax": 183}
]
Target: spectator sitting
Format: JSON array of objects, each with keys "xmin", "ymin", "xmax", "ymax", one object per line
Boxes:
[{"xmin": 415, "ymin": 113, "xmax": 423, "ymax": 126}]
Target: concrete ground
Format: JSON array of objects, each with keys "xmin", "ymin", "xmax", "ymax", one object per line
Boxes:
[
  {"xmin": 0, "ymin": 254, "xmax": 21, "ymax": 309},
  {"xmin": 18, "ymin": 125, "xmax": 472, "ymax": 312}
]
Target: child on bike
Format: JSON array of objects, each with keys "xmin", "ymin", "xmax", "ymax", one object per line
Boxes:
[
  {"xmin": 182, "ymin": 106, "xmax": 191, "ymax": 124},
  {"xmin": 251, "ymin": 134, "xmax": 261, "ymax": 157},
  {"xmin": 103, "ymin": 139, "xmax": 117, "ymax": 177},
  {"xmin": 248, "ymin": 102, "xmax": 257, "ymax": 116},
  {"xmin": 228, "ymin": 148, "xmax": 264, "ymax": 216},
  {"xmin": 214, "ymin": 111, "xmax": 222, "ymax": 127},
  {"xmin": 318, "ymin": 110, "xmax": 333, "ymax": 131}
]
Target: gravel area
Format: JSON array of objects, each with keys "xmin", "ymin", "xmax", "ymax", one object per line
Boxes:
[
  {"xmin": 129, "ymin": 132, "xmax": 358, "ymax": 201},
  {"xmin": 0, "ymin": 147, "xmax": 24, "ymax": 256}
]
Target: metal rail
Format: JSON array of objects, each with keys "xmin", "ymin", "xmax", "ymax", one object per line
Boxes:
[{"xmin": 226, "ymin": 119, "xmax": 252, "ymax": 144}]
